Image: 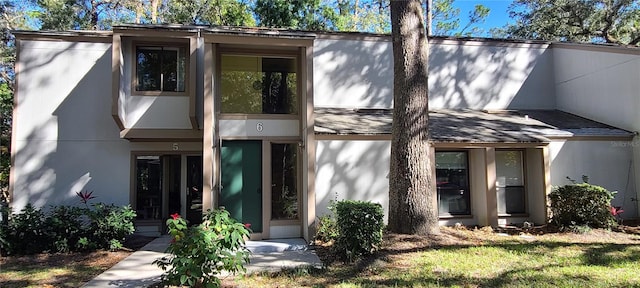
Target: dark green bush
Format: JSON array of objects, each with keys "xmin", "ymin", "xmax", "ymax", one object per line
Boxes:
[
  {"xmin": 549, "ymin": 183, "xmax": 616, "ymax": 230},
  {"xmin": 45, "ymin": 205, "xmax": 85, "ymax": 253},
  {"xmin": 334, "ymin": 200, "xmax": 384, "ymax": 262},
  {"xmin": 87, "ymin": 203, "xmax": 136, "ymax": 250},
  {"xmin": 5, "ymin": 204, "xmax": 49, "ymax": 254},
  {"xmin": 1, "ymin": 201, "xmax": 136, "ymax": 255}
]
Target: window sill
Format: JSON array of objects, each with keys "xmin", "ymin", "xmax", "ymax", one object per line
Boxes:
[
  {"xmin": 132, "ymin": 91, "xmax": 189, "ymax": 97},
  {"xmin": 438, "ymin": 214, "xmax": 473, "ymax": 219},
  {"xmin": 219, "ymin": 113, "xmax": 300, "ymax": 120},
  {"xmin": 498, "ymin": 213, "xmax": 529, "ymax": 217}
]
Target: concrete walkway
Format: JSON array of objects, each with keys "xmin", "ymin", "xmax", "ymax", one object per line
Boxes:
[{"xmin": 82, "ymin": 236, "xmax": 322, "ymax": 288}]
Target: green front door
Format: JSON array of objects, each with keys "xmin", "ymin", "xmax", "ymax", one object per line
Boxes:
[{"xmin": 220, "ymin": 140, "xmax": 263, "ymax": 233}]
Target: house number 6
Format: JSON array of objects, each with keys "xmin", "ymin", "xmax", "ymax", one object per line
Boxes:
[{"xmin": 256, "ymin": 122, "xmax": 264, "ymax": 132}]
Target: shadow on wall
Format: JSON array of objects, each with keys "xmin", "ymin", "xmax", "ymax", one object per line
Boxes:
[
  {"xmin": 549, "ymin": 140, "xmax": 638, "ymax": 218},
  {"xmin": 314, "ymin": 39, "xmax": 393, "ymax": 108},
  {"xmin": 429, "ymin": 43, "xmax": 555, "ymax": 110},
  {"xmin": 13, "ymin": 42, "xmax": 130, "ymax": 210},
  {"xmin": 315, "ymin": 140, "xmax": 390, "ymax": 219},
  {"xmin": 314, "ymin": 38, "xmax": 556, "ymax": 111}
]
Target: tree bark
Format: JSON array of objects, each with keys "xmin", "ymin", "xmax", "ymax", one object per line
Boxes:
[{"xmin": 388, "ymin": 0, "xmax": 438, "ymax": 235}]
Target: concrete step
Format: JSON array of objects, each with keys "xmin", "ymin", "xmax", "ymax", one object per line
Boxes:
[{"xmin": 245, "ymin": 238, "xmax": 310, "ymax": 253}]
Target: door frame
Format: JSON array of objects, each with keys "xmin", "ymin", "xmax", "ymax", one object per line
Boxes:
[
  {"xmin": 217, "ymin": 138, "xmax": 303, "ymax": 240},
  {"xmin": 130, "ymin": 146, "xmax": 203, "ymax": 234}
]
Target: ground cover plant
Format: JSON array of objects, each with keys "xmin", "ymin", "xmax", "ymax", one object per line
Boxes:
[{"xmin": 234, "ymin": 224, "xmax": 640, "ymax": 288}]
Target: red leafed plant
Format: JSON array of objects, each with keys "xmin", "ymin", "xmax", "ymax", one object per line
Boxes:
[
  {"xmin": 76, "ymin": 190, "xmax": 96, "ymax": 205},
  {"xmin": 610, "ymin": 206, "xmax": 624, "ymax": 216}
]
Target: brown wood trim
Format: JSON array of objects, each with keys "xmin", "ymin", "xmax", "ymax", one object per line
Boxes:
[
  {"xmin": 14, "ymin": 31, "xmax": 112, "ymax": 43},
  {"xmin": 130, "ymin": 40, "xmax": 191, "ymax": 97},
  {"xmin": 552, "ymin": 42, "xmax": 640, "ymax": 55},
  {"xmin": 204, "ymin": 34, "xmax": 314, "ymax": 47},
  {"xmin": 219, "ymin": 136, "xmax": 301, "ymax": 141},
  {"xmin": 219, "ymin": 114, "xmax": 300, "ymax": 120},
  {"xmin": 432, "ymin": 38, "xmax": 550, "ymax": 48},
  {"xmin": 315, "ymin": 32, "xmax": 553, "ymax": 49},
  {"xmin": 485, "ymin": 147, "xmax": 498, "ymax": 227},
  {"xmin": 315, "ymin": 32, "xmax": 390, "ymax": 42},
  {"xmin": 189, "ymin": 36, "xmax": 198, "ymax": 129},
  {"xmin": 130, "ymin": 142, "xmax": 203, "ymax": 152},
  {"xmin": 114, "ymin": 29, "xmax": 198, "ymax": 39},
  {"xmin": 203, "ymin": 43, "xmax": 215, "ymax": 213},
  {"xmin": 433, "ymin": 142, "xmax": 549, "ymax": 149},
  {"xmin": 121, "ymin": 128, "xmax": 203, "ymax": 141},
  {"xmin": 111, "ymin": 34, "xmax": 125, "ymax": 130},
  {"xmin": 546, "ymin": 135, "xmax": 635, "ymax": 141},
  {"xmin": 304, "ymin": 45, "xmax": 316, "ymax": 241}
]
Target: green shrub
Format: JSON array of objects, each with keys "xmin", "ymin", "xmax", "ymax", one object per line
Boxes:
[
  {"xmin": 44, "ymin": 205, "xmax": 85, "ymax": 253},
  {"xmin": 334, "ymin": 200, "xmax": 384, "ymax": 262},
  {"xmin": 315, "ymin": 214, "xmax": 339, "ymax": 243},
  {"xmin": 1, "ymin": 195, "xmax": 136, "ymax": 255},
  {"xmin": 4, "ymin": 204, "xmax": 49, "ymax": 255},
  {"xmin": 155, "ymin": 209, "xmax": 251, "ymax": 288},
  {"xmin": 87, "ymin": 203, "xmax": 136, "ymax": 250},
  {"xmin": 549, "ymin": 183, "xmax": 616, "ymax": 230}
]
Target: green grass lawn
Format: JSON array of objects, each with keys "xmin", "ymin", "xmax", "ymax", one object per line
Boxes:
[{"xmin": 233, "ymin": 228, "xmax": 640, "ymax": 288}]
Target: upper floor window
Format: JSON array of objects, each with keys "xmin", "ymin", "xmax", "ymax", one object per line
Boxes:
[
  {"xmin": 135, "ymin": 45, "xmax": 187, "ymax": 93},
  {"xmin": 221, "ymin": 54, "xmax": 298, "ymax": 114},
  {"xmin": 436, "ymin": 151, "xmax": 471, "ymax": 216}
]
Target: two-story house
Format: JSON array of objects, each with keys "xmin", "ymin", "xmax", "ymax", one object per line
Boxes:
[{"xmin": 11, "ymin": 25, "xmax": 640, "ymax": 239}]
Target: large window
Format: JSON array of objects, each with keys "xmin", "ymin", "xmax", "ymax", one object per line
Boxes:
[
  {"xmin": 221, "ymin": 54, "xmax": 298, "ymax": 114},
  {"xmin": 436, "ymin": 151, "xmax": 470, "ymax": 216},
  {"xmin": 496, "ymin": 150, "xmax": 526, "ymax": 214},
  {"xmin": 135, "ymin": 45, "xmax": 187, "ymax": 93}
]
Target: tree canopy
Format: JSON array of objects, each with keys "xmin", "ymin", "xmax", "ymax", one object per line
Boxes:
[{"xmin": 505, "ymin": 0, "xmax": 640, "ymax": 45}]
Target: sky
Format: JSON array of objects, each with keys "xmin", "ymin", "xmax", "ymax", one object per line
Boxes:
[{"xmin": 454, "ymin": 0, "xmax": 515, "ymax": 36}]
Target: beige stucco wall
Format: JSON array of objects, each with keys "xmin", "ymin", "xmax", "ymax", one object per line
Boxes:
[
  {"xmin": 549, "ymin": 140, "xmax": 637, "ymax": 218},
  {"xmin": 313, "ymin": 38, "xmax": 556, "ymax": 110},
  {"xmin": 13, "ymin": 40, "xmax": 131, "ymax": 210},
  {"xmin": 553, "ymin": 47, "xmax": 640, "ymax": 217},
  {"xmin": 315, "ymin": 140, "xmax": 391, "ymax": 219},
  {"xmin": 315, "ymin": 140, "xmax": 549, "ymax": 226}
]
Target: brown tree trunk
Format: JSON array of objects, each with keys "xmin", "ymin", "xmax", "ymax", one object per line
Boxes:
[{"xmin": 388, "ymin": 0, "xmax": 438, "ymax": 235}]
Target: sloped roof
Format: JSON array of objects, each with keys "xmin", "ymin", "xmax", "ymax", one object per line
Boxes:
[{"xmin": 314, "ymin": 108, "xmax": 633, "ymax": 143}]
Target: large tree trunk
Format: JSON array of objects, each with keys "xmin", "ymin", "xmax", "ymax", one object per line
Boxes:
[{"xmin": 388, "ymin": 0, "xmax": 438, "ymax": 235}]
